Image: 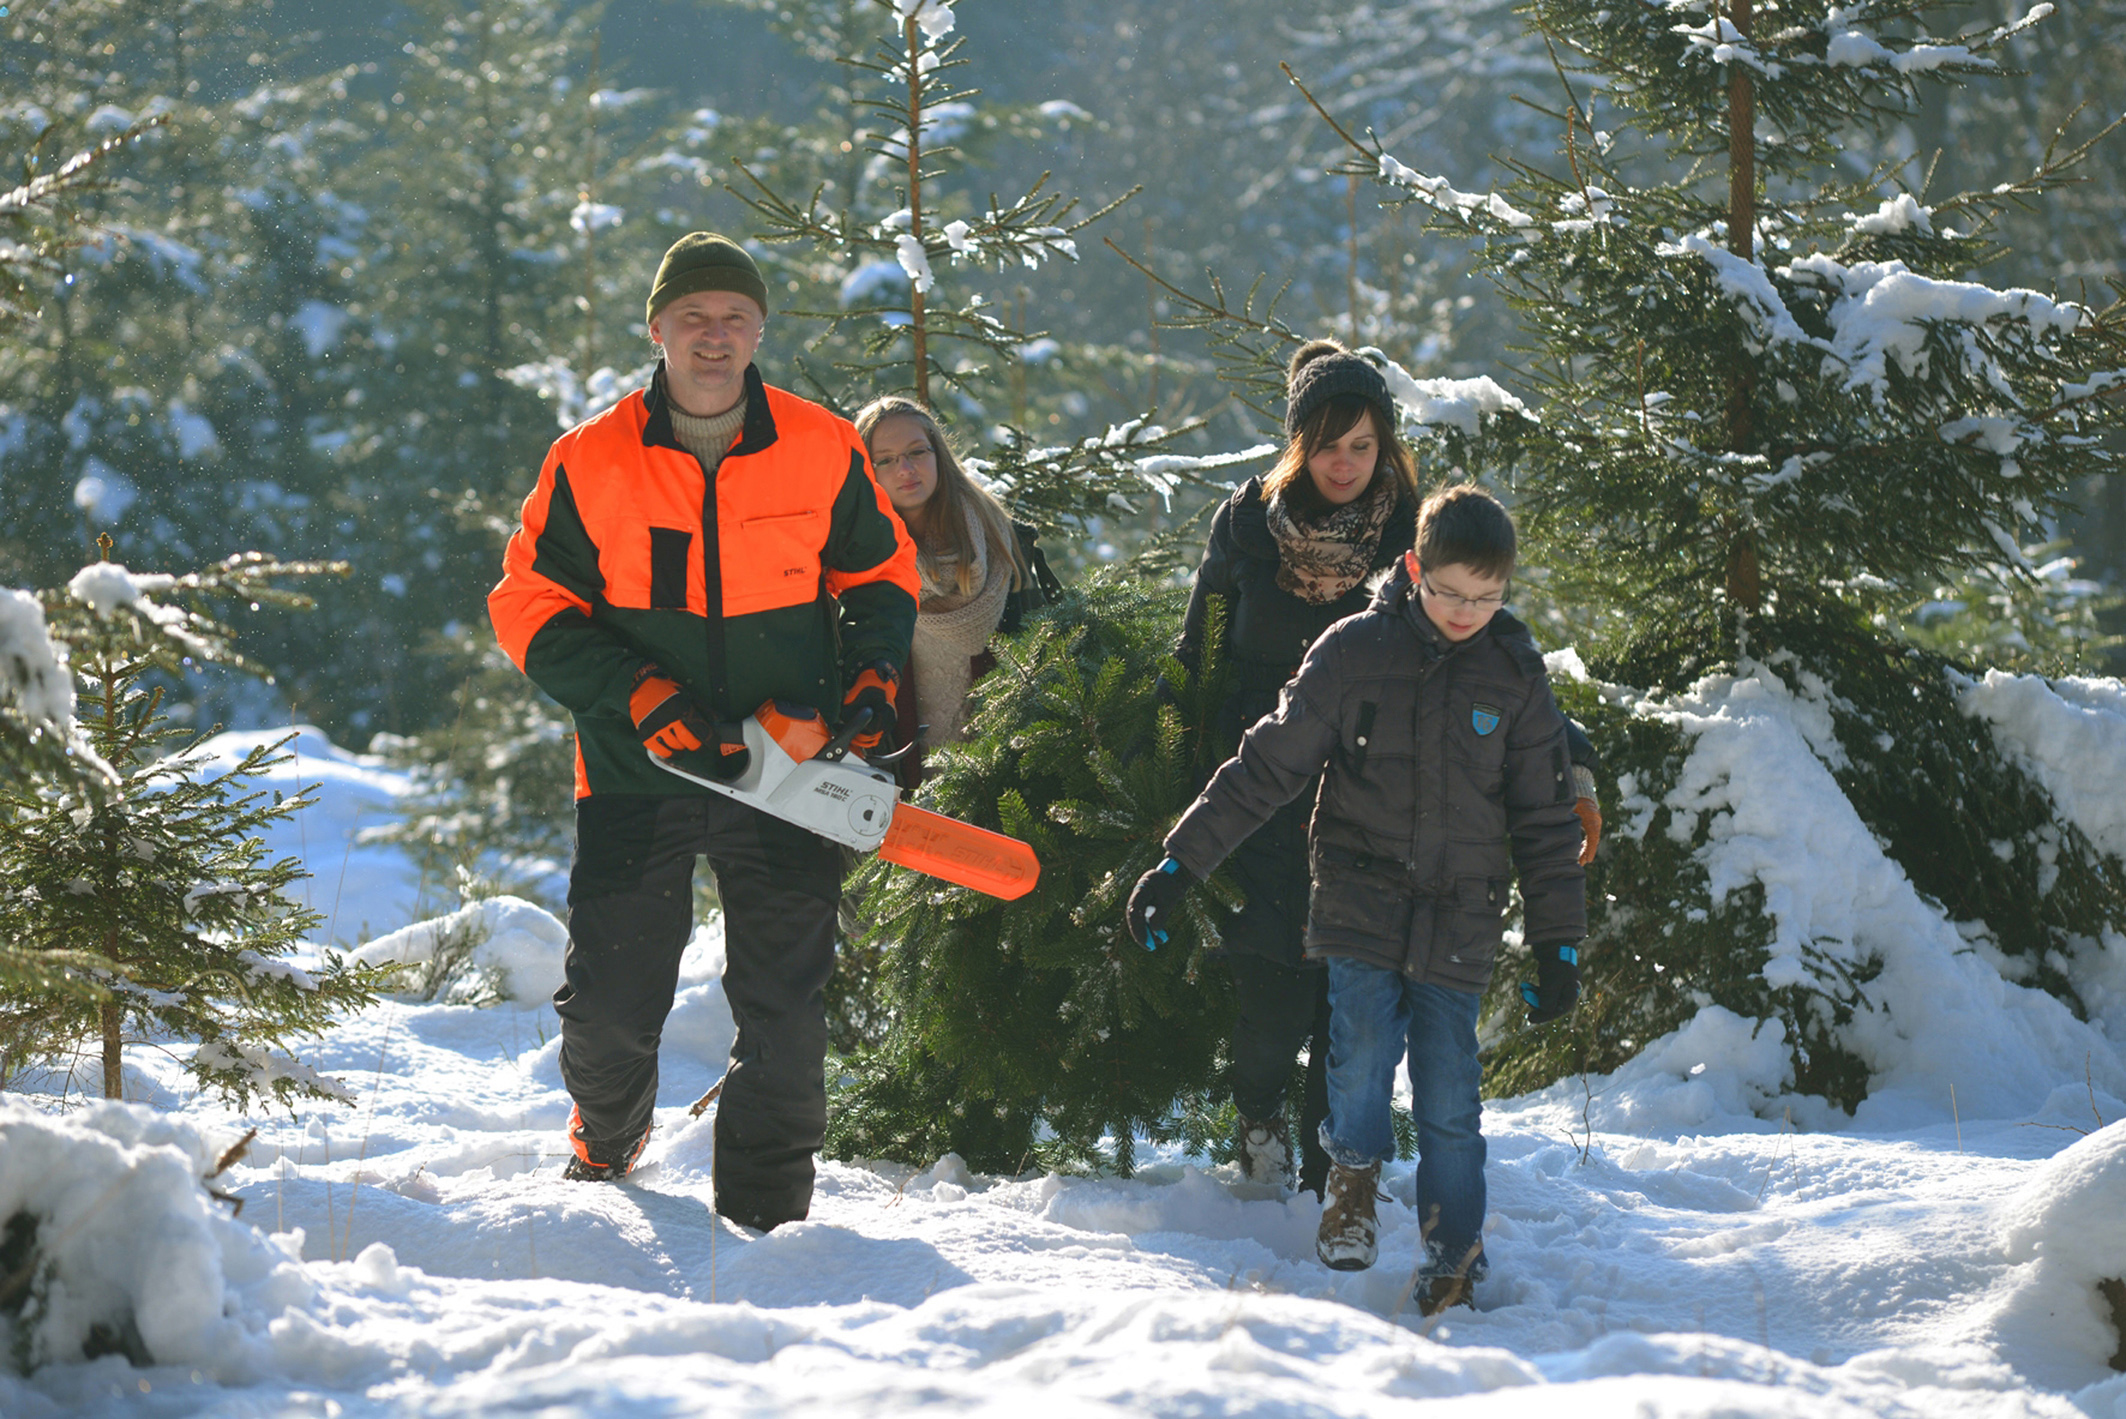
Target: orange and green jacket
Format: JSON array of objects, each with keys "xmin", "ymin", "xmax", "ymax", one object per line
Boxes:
[{"xmin": 489, "ymin": 364, "xmax": 918, "ymax": 798}]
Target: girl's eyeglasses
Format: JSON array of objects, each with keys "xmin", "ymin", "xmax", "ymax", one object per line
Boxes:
[{"xmin": 871, "ymin": 444, "xmax": 935, "ymax": 474}]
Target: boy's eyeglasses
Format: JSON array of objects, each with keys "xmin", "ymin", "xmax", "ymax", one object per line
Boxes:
[{"xmin": 1420, "ymin": 575, "xmax": 1508, "ymax": 612}]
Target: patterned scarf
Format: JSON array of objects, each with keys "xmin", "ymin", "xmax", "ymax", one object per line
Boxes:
[{"xmin": 1264, "ymin": 476, "xmax": 1398, "ymax": 605}]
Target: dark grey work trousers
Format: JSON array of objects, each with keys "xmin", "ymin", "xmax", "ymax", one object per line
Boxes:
[
  {"xmin": 557, "ymin": 793, "xmax": 844, "ymax": 1231},
  {"xmin": 1222, "ymin": 791, "xmax": 1332, "ymax": 1197}
]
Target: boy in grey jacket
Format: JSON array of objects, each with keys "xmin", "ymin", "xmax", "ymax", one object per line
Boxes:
[{"xmin": 1127, "ymin": 485, "xmax": 1586, "ymax": 1311}]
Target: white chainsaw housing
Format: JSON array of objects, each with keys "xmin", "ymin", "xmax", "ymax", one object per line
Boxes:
[{"xmin": 650, "ymin": 713, "xmax": 901, "ymax": 851}]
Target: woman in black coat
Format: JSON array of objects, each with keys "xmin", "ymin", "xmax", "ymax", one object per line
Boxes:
[{"xmin": 1175, "ymin": 339, "xmax": 1419, "ymax": 1197}]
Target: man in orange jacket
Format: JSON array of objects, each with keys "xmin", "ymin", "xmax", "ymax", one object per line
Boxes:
[{"xmin": 489, "ymin": 233, "xmax": 917, "ymax": 1230}]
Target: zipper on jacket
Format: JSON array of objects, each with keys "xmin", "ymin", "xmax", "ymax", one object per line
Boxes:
[{"xmin": 1351, "ymin": 701, "xmax": 1377, "ymax": 777}]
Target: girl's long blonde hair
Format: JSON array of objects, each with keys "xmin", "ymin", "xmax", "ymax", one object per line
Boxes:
[{"xmin": 855, "ymin": 396, "xmax": 1026, "ymax": 596}]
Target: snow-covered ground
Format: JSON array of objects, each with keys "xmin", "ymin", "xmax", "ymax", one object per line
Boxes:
[{"xmin": 6, "ymin": 669, "xmax": 2126, "ymax": 1417}]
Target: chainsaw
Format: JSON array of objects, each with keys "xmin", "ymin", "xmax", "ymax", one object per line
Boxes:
[{"xmin": 648, "ymin": 700, "xmax": 1040, "ymax": 901}]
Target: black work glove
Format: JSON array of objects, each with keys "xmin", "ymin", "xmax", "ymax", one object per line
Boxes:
[
  {"xmin": 631, "ymin": 666, "xmax": 749, "ymax": 782},
  {"xmin": 1125, "ymin": 856, "xmax": 1193, "ymax": 951},
  {"xmin": 841, "ymin": 660, "xmax": 899, "ymax": 754},
  {"xmin": 1519, "ymin": 941, "xmax": 1582, "ymax": 1025}
]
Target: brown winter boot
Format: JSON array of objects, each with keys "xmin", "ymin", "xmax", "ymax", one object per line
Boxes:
[
  {"xmin": 1234, "ymin": 1113, "xmax": 1296, "ymax": 1194},
  {"xmin": 1316, "ymin": 1161, "xmax": 1382, "ymax": 1271},
  {"xmin": 1419, "ymin": 1272, "xmax": 1475, "ymax": 1317}
]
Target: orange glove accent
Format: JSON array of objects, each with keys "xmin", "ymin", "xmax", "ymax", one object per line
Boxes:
[
  {"xmin": 629, "ymin": 667, "xmax": 748, "ymax": 781},
  {"xmin": 630, "ymin": 671, "xmax": 706, "ymax": 758},
  {"xmin": 1574, "ymin": 795, "xmax": 1602, "ymax": 866},
  {"xmin": 842, "ymin": 661, "xmax": 898, "ymax": 754}
]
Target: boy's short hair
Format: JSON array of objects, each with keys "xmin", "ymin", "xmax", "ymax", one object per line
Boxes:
[{"xmin": 1416, "ymin": 484, "xmax": 1516, "ymax": 580}]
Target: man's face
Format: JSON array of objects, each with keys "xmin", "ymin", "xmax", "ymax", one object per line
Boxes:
[{"xmin": 649, "ymin": 289, "xmax": 765, "ymax": 417}]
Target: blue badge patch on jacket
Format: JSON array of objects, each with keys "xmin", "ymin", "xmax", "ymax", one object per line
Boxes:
[{"xmin": 1471, "ymin": 704, "xmax": 1502, "ymax": 736}]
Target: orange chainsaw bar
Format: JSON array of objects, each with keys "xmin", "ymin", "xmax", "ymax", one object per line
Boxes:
[{"xmin": 877, "ymin": 802, "xmax": 1041, "ymax": 900}]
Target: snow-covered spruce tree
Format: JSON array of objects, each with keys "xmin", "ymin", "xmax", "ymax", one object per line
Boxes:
[
  {"xmin": 724, "ymin": 0, "xmax": 1261, "ymax": 537},
  {"xmin": 0, "ymin": 551, "xmax": 389, "ymax": 1105},
  {"xmin": 0, "ymin": 85, "xmax": 168, "ymax": 1020},
  {"xmin": 1306, "ymin": 0, "xmax": 2126, "ymax": 1103},
  {"xmin": 0, "ymin": 584, "xmax": 113, "ymax": 1028},
  {"xmin": 731, "ymin": 0, "xmax": 1115, "ymax": 410},
  {"xmin": 826, "ymin": 575, "xmax": 1240, "ymax": 1173}
]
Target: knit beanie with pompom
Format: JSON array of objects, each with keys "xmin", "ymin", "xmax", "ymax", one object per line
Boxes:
[{"xmin": 1284, "ymin": 338, "xmax": 1397, "ymax": 438}]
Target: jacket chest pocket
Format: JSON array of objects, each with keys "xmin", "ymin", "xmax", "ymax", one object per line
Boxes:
[
  {"xmin": 648, "ymin": 528, "xmax": 693, "ymax": 610},
  {"xmin": 1448, "ymin": 691, "xmax": 1509, "ymax": 786},
  {"xmin": 727, "ymin": 508, "xmax": 826, "ymax": 612}
]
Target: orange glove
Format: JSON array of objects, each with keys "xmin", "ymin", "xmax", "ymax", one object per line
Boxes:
[
  {"xmin": 631, "ymin": 668, "xmax": 748, "ymax": 781},
  {"xmin": 842, "ymin": 661, "xmax": 898, "ymax": 754},
  {"xmin": 1572, "ymin": 764, "xmax": 1601, "ymax": 865}
]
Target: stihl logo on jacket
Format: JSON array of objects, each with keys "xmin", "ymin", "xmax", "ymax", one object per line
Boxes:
[{"xmin": 488, "ymin": 365, "xmax": 918, "ymax": 799}]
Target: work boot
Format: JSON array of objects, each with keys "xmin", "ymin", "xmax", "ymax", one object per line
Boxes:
[
  {"xmin": 562, "ymin": 1104, "xmax": 650, "ymax": 1181},
  {"xmin": 1419, "ymin": 1272, "xmax": 1476, "ymax": 1316},
  {"xmin": 1316, "ymin": 1160, "xmax": 1382, "ymax": 1271},
  {"xmin": 1234, "ymin": 1113, "xmax": 1295, "ymax": 1194}
]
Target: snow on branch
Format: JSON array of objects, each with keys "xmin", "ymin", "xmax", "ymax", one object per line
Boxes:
[
  {"xmin": 1671, "ymin": 15, "xmax": 1788, "ymax": 78},
  {"xmin": 1131, "ymin": 445, "xmax": 1281, "ymax": 485},
  {"xmin": 1783, "ymin": 253, "xmax": 2084, "ymax": 398},
  {"xmin": 195, "ymin": 1038, "xmax": 356, "ymax": 1105},
  {"xmin": 1661, "ymin": 234, "xmax": 1823, "ymax": 351},
  {"xmin": 1369, "ymin": 349, "xmax": 1532, "ymax": 438},
  {"xmin": 891, "ymin": 0, "xmax": 956, "ymax": 43},
  {"xmin": 1848, "ymin": 194, "xmax": 1934, "ymax": 236},
  {"xmin": 1377, "ymin": 154, "xmax": 1535, "ymax": 231},
  {"xmin": 1818, "ymin": 0, "xmax": 2008, "ymax": 73},
  {"xmin": 0, "ymin": 587, "xmax": 72, "ymax": 730}
]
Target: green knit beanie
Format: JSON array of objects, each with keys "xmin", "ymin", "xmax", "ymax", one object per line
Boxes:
[{"xmin": 645, "ymin": 232, "xmax": 769, "ymax": 326}]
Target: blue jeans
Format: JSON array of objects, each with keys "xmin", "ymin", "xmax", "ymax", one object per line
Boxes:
[{"xmin": 1319, "ymin": 958, "xmax": 1487, "ymax": 1279}]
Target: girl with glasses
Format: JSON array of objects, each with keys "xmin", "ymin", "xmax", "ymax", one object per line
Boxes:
[{"xmin": 855, "ymin": 397, "xmax": 1061, "ymax": 786}]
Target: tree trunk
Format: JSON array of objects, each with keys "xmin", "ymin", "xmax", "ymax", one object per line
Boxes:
[
  {"xmin": 1726, "ymin": 0, "xmax": 1755, "ymax": 263},
  {"xmin": 1725, "ymin": 0, "xmax": 1762, "ymax": 614},
  {"xmin": 101, "ymin": 999, "xmax": 123, "ymax": 1099},
  {"xmin": 580, "ymin": 29, "xmax": 603, "ymax": 378},
  {"xmin": 904, "ymin": 15, "xmax": 930, "ymax": 408}
]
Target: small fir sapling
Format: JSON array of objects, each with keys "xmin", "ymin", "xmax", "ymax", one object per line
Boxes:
[{"xmin": 0, "ymin": 549, "xmax": 390, "ymax": 1106}]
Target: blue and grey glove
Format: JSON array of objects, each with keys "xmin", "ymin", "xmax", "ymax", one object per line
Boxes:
[
  {"xmin": 1519, "ymin": 942, "xmax": 1582, "ymax": 1025},
  {"xmin": 1125, "ymin": 856, "xmax": 1194, "ymax": 951}
]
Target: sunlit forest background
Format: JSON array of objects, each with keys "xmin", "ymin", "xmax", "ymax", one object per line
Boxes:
[{"xmin": 5, "ymin": 0, "xmax": 2121, "ymax": 757}]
